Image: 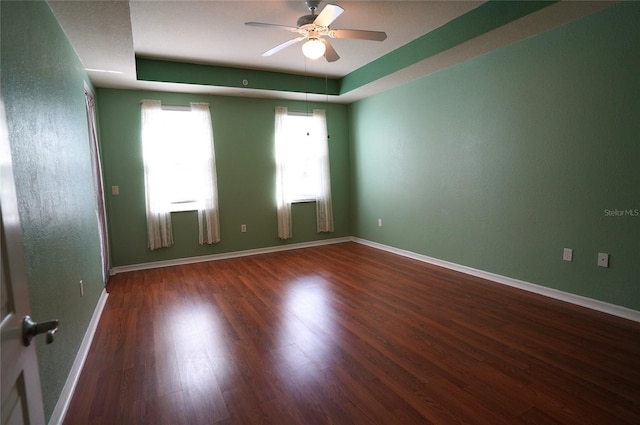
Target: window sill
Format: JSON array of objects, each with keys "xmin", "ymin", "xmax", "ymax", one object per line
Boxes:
[
  {"xmin": 168, "ymin": 201, "xmax": 202, "ymax": 213},
  {"xmin": 291, "ymin": 198, "xmax": 317, "ymax": 204}
]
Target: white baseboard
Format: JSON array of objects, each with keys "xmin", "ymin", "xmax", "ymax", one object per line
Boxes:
[
  {"xmin": 353, "ymin": 238, "xmax": 640, "ymax": 323},
  {"xmin": 110, "ymin": 237, "xmax": 352, "ymax": 275},
  {"xmin": 48, "ymin": 289, "xmax": 109, "ymax": 425},
  {"xmin": 109, "ymin": 236, "xmax": 639, "ymax": 322}
]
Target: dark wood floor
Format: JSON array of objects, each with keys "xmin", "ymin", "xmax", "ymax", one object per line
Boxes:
[{"xmin": 63, "ymin": 242, "xmax": 640, "ymax": 425}]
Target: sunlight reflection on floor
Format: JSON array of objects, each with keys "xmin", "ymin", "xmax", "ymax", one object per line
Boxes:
[
  {"xmin": 163, "ymin": 300, "xmax": 230, "ymax": 392},
  {"xmin": 278, "ymin": 277, "xmax": 337, "ymax": 381}
]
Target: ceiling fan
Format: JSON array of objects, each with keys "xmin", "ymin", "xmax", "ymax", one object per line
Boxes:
[{"xmin": 245, "ymin": 0, "xmax": 387, "ymax": 62}]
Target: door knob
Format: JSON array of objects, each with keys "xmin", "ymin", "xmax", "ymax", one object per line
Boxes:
[{"xmin": 22, "ymin": 315, "xmax": 59, "ymax": 346}]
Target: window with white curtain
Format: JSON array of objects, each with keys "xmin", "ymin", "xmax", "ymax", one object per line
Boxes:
[
  {"xmin": 141, "ymin": 100, "xmax": 220, "ymax": 250},
  {"xmin": 275, "ymin": 107, "xmax": 333, "ymax": 240}
]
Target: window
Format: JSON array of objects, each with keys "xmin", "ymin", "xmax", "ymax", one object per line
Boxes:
[
  {"xmin": 141, "ymin": 100, "xmax": 220, "ymax": 249},
  {"xmin": 275, "ymin": 107, "xmax": 333, "ymax": 239}
]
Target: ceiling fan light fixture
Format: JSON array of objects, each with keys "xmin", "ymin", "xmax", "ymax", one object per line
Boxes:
[{"xmin": 302, "ymin": 38, "xmax": 325, "ymax": 60}]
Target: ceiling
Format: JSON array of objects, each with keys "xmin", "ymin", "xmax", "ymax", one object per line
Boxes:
[{"xmin": 48, "ymin": 0, "xmax": 616, "ymax": 103}]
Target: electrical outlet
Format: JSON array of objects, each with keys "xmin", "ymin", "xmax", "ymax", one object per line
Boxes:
[
  {"xmin": 563, "ymin": 248, "xmax": 573, "ymax": 262},
  {"xmin": 79, "ymin": 280, "xmax": 84, "ymax": 297},
  {"xmin": 378, "ymin": 219, "xmax": 383, "ymax": 227},
  {"xmin": 241, "ymin": 224, "xmax": 247, "ymax": 233},
  {"xmin": 597, "ymin": 253, "xmax": 609, "ymax": 268},
  {"xmin": 111, "ymin": 185, "xmax": 119, "ymax": 195}
]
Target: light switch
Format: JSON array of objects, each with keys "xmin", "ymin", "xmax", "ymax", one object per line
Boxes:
[
  {"xmin": 111, "ymin": 185, "xmax": 120, "ymax": 195},
  {"xmin": 563, "ymin": 248, "xmax": 573, "ymax": 262}
]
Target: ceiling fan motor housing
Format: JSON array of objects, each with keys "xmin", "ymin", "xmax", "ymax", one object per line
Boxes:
[{"xmin": 297, "ymin": 14, "xmax": 317, "ymax": 27}]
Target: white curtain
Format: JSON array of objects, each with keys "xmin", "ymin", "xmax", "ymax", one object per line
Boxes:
[
  {"xmin": 313, "ymin": 109, "xmax": 334, "ymax": 233},
  {"xmin": 274, "ymin": 106, "xmax": 292, "ymax": 239},
  {"xmin": 84, "ymin": 86, "xmax": 110, "ymax": 281},
  {"xmin": 190, "ymin": 102, "xmax": 221, "ymax": 245},
  {"xmin": 141, "ymin": 100, "xmax": 173, "ymax": 250}
]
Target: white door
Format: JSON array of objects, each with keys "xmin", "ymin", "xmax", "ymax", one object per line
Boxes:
[{"xmin": 0, "ymin": 100, "xmax": 46, "ymax": 424}]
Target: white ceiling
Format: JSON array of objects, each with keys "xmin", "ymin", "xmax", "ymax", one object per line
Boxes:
[{"xmin": 48, "ymin": 0, "xmax": 616, "ymax": 103}]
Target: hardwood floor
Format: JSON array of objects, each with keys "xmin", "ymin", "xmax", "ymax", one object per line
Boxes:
[{"xmin": 63, "ymin": 242, "xmax": 640, "ymax": 424}]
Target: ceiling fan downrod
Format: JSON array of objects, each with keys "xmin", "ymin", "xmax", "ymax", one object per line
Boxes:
[{"xmin": 305, "ymin": 0, "xmax": 321, "ymax": 14}]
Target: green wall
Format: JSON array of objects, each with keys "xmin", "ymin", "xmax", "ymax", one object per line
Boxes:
[
  {"xmin": 1, "ymin": 1, "xmax": 104, "ymax": 420},
  {"xmin": 97, "ymin": 89, "xmax": 351, "ymax": 267},
  {"xmin": 349, "ymin": 2, "xmax": 640, "ymax": 311}
]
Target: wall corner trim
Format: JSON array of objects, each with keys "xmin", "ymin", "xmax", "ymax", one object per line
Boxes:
[
  {"xmin": 48, "ymin": 289, "xmax": 109, "ymax": 425},
  {"xmin": 352, "ymin": 238, "xmax": 640, "ymax": 323}
]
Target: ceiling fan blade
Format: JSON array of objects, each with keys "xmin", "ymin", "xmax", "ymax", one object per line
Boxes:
[
  {"xmin": 313, "ymin": 4, "xmax": 344, "ymax": 27},
  {"xmin": 245, "ymin": 22, "xmax": 299, "ymax": 32},
  {"xmin": 262, "ymin": 36, "xmax": 306, "ymax": 57},
  {"xmin": 321, "ymin": 38, "xmax": 340, "ymax": 62},
  {"xmin": 330, "ymin": 29, "xmax": 387, "ymax": 41}
]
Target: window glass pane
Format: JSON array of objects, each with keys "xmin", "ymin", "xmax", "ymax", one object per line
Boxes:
[
  {"xmin": 145, "ymin": 109, "xmax": 212, "ymax": 211},
  {"xmin": 285, "ymin": 115, "xmax": 321, "ymax": 201}
]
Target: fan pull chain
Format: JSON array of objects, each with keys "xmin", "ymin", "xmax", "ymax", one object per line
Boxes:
[
  {"xmin": 304, "ymin": 57, "xmax": 310, "ymax": 136},
  {"xmin": 325, "ymin": 61, "xmax": 330, "ymax": 139}
]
